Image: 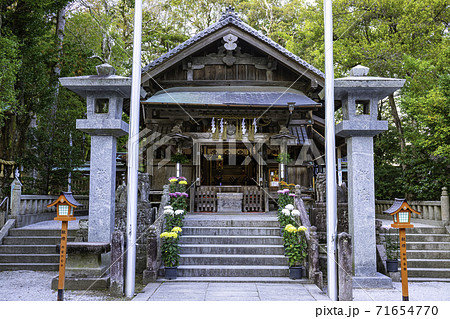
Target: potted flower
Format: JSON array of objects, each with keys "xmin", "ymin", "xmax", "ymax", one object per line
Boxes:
[
  {"xmin": 283, "ymin": 225, "xmax": 308, "ymax": 279},
  {"xmin": 160, "ymin": 227, "xmax": 182, "ymax": 279},
  {"xmin": 383, "ymin": 227, "xmax": 399, "ymax": 272},
  {"xmin": 163, "ymin": 206, "xmax": 186, "ymax": 231}
]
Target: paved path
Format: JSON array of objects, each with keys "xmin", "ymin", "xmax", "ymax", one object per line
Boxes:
[
  {"xmin": 134, "ymin": 280, "xmax": 450, "ymax": 301},
  {"xmin": 134, "ymin": 280, "xmax": 330, "ymax": 301}
]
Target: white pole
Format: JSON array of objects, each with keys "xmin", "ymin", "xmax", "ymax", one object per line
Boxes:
[
  {"xmin": 125, "ymin": 0, "xmax": 142, "ymax": 298},
  {"xmin": 324, "ymin": 0, "xmax": 338, "ymax": 301}
]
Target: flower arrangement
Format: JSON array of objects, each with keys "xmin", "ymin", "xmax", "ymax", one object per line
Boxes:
[
  {"xmin": 160, "ymin": 227, "xmax": 182, "ymax": 267},
  {"xmin": 283, "ymin": 224, "xmax": 308, "ymax": 267},
  {"xmin": 163, "ymin": 205, "xmax": 186, "ymax": 231},
  {"xmin": 277, "ymin": 190, "xmax": 296, "ymax": 229},
  {"xmin": 165, "ymin": 176, "xmax": 190, "ymax": 231}
]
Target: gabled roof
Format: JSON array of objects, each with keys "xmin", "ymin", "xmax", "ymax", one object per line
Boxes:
[{"xmin": 141, "ymin": 10, "xmax": 324, "ymax": 84}]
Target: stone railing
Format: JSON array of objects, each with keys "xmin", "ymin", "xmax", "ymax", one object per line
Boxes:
[
  {"xmin": 375, "ymin": 187, "xmax": 449, "ymax": 225},
  {"xmin": 10, "ymin": 187, "xmax": 89, "ymax": 227}
]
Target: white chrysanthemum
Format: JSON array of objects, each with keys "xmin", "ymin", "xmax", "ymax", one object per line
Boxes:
[
  {"xmin": 291, "ymin": 209, "xmax": 300, "ymax": 216},
  {"xmin": 285, "ymin": 204, "xmax": 294, "ymax": 211},
  {"xmin": 164, "ymin": 205, "xmax": 173, "ymax": 210},
  {"xmin": 282, "ymin": 208, "xmax": 290, "ymax": 216},
  {"xmin": 164, "ymin": 209, "xmax": 174, "ymax": 215},
  {"xmin": 174, "ymin": 209, "xmax": 184, "ymax": 215}
]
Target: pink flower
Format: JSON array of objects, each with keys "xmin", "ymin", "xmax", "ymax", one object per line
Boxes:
[{"xmin": 289, "ymin": 194, "xmax": 296, "ymax": 197}]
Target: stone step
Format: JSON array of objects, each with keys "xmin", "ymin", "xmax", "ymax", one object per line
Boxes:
[
  {"xmin": 402, "ymin": 234, "xmax": 450, "ymax": 242},
  {"xmin": 2, "ymin": 236, "xmax": 75, "ymax": 245},
  {"xmin": 183, "ymin": 218, "xmax": 279, "ymax": 228},
  {"xmin": 180, "ymin": 244, "xmax": 285, "ymax": 255},
  {"xmin": 156, "ymin": 276, "xmax": 308, "ymax": 284},
  {"xmin": 179, "ymin": 254, "xmax": 288, "ymax": 266},
  {"xmin": 406, "ymin": 242, "xmax": 450, "ymax": 250},
  {"xmin": 406, "ymin": 259, "xmax": 450, "ymax": 269},
  {"xmin": 181, "ymin": 227, "xmax": 280, "ymax": 236},
  {"xmin": 180, "ymin": 235, "xmax": 283, "ymax": 245},
  {"xmin": 407, "ymin": 268, "xmax": 450, "ymax": 278},
  {"xmin": 408, "ymin": 277, "xmax": 450, "ymax": 283},
  {"xmin": 405, "ymin": 227, "xmax": 448, "ymax": 235},
  {"xmin": 177, "ymin": 265, "xmax": 290, "ymax": 277},
  {"xmin": 0, "ymin": 254, "xmax": 60, "ymax": 263},
  {"xmin": 406, "ymin": 250, "xmax": 450, "ymax": 259},
  {"xmin": 0, "ymin": 263, "xmax": 58, "ymax": 271},
  {"xmin": 0, "ymin": 245, "xmax": 57, "ymax": 254},
  {"xmin": 8, "ymin": 229, "xmax": 78, "ymax": 237}
]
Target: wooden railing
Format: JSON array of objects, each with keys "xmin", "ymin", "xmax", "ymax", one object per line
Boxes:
[{"xmin": 194, "ymin": 186, "xmax": 265, "ymax": 212}]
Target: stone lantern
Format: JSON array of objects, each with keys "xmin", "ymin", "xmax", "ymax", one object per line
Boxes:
[
  {"xmin": 59, "ymin": 64, "xmax": 130, "ymax": 243},
  {"xmin": 335, "ymin": 65, "xmax": 405, "ymax": 288}
]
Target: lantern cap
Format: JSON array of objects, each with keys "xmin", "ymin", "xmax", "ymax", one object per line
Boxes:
[
  {"xmin": 383, "ymin": 198, "xmax": 420, "ymax": 216},
  {"xmin": 47, "ymin": 192, "xmax": 83, "ymax": 208}
]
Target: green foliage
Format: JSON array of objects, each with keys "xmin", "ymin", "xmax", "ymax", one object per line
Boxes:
[
  {"xmin": 383, "ymin": 228, "xmax": 399, "ymax": 260},
  {"xmin": 170, "ymin": 153, "xmax": 189, "ymax": 164},
  {"xmin": 275, "ymin": 152, "xmax": 292, "ymax": 164},
  {"xmin": 0, "ymin": 35, "xmax": 21, "ymax": 124}
]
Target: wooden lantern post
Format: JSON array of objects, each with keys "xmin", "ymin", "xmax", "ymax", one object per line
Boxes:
[
  {"xmin": 383, "ymin": 199, "xmax": 421, "ymax": 301},
  {"xmin": 47, "ymin": 192, "xmax": 82, "ymax": 301}
]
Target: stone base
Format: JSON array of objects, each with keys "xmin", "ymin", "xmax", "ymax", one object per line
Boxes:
[
  {"xmin": 352, "ymin": 272, "xmax": 392, "ymax": 289},
  {"xmin": 143, "ymin": 269, "xmax": 158, "ymax": 284},
  {"xmin": 217, "ymin": 193, "xmax": 243, "ymax": 213},
  {"xmin": 51, "ymin": 276, "xmax": 110, "ymax": 290},
  {"xmin": 388, "ymin": 271, "xmax": 401, "ymax": 282}
]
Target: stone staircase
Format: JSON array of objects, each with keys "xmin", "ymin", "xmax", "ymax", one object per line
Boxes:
[
  {"xmin": 176, "ymin": 213, "xmax": 292, "ymax": 280},
  {"xmin": 386, "ymin": 225, "xmax": 450, "ymax": 282},
  {"xmin": 0, "ymin": 228, "xmax": 76, "ymax": 271},
  {"xmin": 404, "ymin": 226, "xmax": 450, "ymax": 282}
]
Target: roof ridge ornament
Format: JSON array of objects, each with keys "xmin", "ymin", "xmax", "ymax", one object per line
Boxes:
[{"xmin": 220, "ymin": 5, "xmax": 241, "ymax": 21}]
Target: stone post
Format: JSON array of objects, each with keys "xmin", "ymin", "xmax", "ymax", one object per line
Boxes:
[
  {"xmin": 143, "ymin": 225, "xmax": 158, "ymax": 284},
  {"xmin": 334, "ymin": 65, "xmax": 405, "ymax": 288},
  {"xmin": 309, "ymin": 226, "xmax": 323, "ymax": 290},
  {"xmin": 10, "ymin": 178, "xmax": 22, "ymax": 218},
  {"xmin": 60, "ymin": 63, "xmax": 130, "ymax": 243},
  {"xmin": 337, "ymin": 232, "xmax": 352, "ymax": 301},
  {"xmin": 110, "ymin": 231, "xmax": 124, "ymax": 296},
  {"xmin": 441, "ymin": 187, "xmax": 449, "ymax": 223}
]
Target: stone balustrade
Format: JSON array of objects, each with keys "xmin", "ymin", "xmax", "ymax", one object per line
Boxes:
[
  {"xmin": 9, "ymin": 187, "xmax": 89, "ymax": 227},
  {"xmin": 375, "ymin": 188, "xmax": 449, "ymax": 225}
]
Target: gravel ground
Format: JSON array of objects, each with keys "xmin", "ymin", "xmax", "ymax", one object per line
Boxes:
[{"xmin": 0, "ymin": 270, "xmax": 130, "ymax": 301}]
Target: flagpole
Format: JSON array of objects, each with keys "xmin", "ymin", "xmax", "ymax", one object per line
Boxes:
[
  {"xmin": 125, "ymin": 0, "xmax": 142, "ymax": 298},
  {"xmin": 324, "ymin": 0, "xmax": 338, "ymax": 301}
]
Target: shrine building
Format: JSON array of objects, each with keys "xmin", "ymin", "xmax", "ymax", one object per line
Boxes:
[{"xmin": 139, "ymin": 9, "xmax": 337, "ymax": 212}]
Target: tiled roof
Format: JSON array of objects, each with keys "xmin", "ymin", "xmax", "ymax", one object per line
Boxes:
[{"xmin": 141, "ymin": 11, "xmax": 324, "ymax": 79}]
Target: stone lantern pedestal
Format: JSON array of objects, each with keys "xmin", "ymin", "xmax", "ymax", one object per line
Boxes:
[
  {"xmin": 334, "ymin": 65, "xmax": 405, "ymax": 288},
  {"xmin": 60, "ymin": 64, "xmax": 130, "ymax": 243}
]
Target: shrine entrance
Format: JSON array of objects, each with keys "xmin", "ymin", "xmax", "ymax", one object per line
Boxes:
[{"xmin": 200, "ymin": 143, "xmax": 258, "ymax": 186}]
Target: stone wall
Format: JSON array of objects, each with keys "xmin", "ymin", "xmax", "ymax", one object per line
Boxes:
[{"xmin": 310, "ymin": 202, "xmax": 349, "ymax": 244}]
